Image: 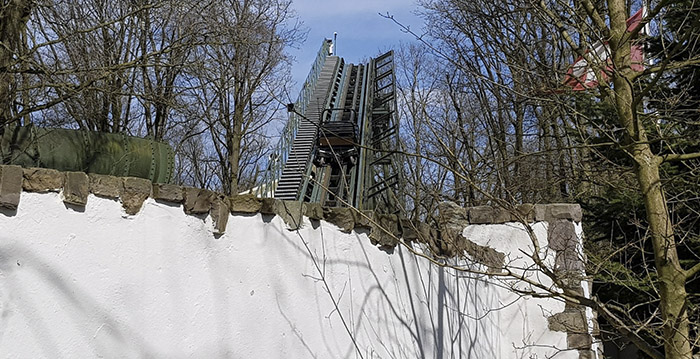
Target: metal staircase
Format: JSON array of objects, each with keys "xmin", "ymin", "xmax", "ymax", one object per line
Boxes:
[{"xmin": 274, "ymin": 56, "xmax": 339, "ymax": 200}]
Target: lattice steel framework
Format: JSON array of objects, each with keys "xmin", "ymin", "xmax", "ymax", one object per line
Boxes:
[{"xmin": 259, "ymin": 40, "xmax": 402, "ymax": 213}]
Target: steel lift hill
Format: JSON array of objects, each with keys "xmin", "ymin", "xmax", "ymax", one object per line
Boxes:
[{"xmin": 258, "ymin": 40, "xmax": 401, "ymax": 214}]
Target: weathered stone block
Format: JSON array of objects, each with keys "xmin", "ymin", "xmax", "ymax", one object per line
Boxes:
[
  {"xmin": 302, "ymin": 202, "xmax": 324, "ymax": 220},
  {"xmin": 419, "ymin": 222, "xmax": 437, "ymax": 244},
  {"xmin": 404, "ymin": 220, "xmax": 440, "ymax": 254},
  {"xmin": 468, "ymin": 205, "xmax": 494, "ymax": 224},
  {"xmin": 400, "ymin": 218, "xmax": 419, "ymax": 241},
  {"xmin": 277, "ymin": 200, "xmax": 304, "ymax": 230},
  {"xmin": 63, "ymin": 171, "xmax": 89, "ymax": 206},
  {"xmin": 324, "ymin": 207, "xmax": 355, "ymax": 232},
  {"xmin": 547, "ymin": 203, "xmax": 583, "ymax": 222},
  {"xmin": 437, "ymin": 233, "xmax": 457, "ymax": 255},
  {"xmin": 492, "ymin": 207, "xmax": 511, "ymax": 224},
  {"xmin": 548, "ymin": 219, "xmax": 578, "ymax": 251},
  {"xmin": 534, "ymin": 204, "xmax": 547, "ymax": 221},
  {"xmin": 550, "ymin": 214, "xmax": 586, "ymax": 290},
  {"xmin": 210, "ymin": 196, "xmax": 229, "ymax": 234},
  {"xmin": 0, "ymin": 165, "xmax": 23, "ymax": 209},
  {"xmin": 121, "ymin": 177, "xmax": 152, "ymax": 215},
  {"xmin": 554, "ymin": 249, "xmax": 585, "ymax": 276},
  {"xmin": 548, "ymin": 309, "xmax": 588, "ymax": 333},
  {"xmin": 567, "ymin": 333, "xmax": 592, "ymax": 350},
  {"xmin": 23, "ymin": 167, "xmax": 63, "ymax": 192},
  {"xmin": 401, "ymin": 219, "xmax": 437, "ymax": 247},
  {"xmin": 350, "ymin": 208, "xmax": 371, "ymax": 228},
  {"xmin": 183, "ymin": 187, "xmax": 214, "ymax": 215},
  {"xmin": 231, "ymin": 194, "xmax": 263, "ymax": 213},
  {"xmin": 260, "ymin": 198, "xmax": 277, "ymax": 215},
  {"xmin": 152, "ymin": 183, "xmax": 183, "ymax": 203},
  {"xmin": 369, "ymin": 213, "xmax": 400, "ymax": 248},
  {"xmin": 358, "ymin": 210, "xmax": 374, "ymax": 228},
  {"xmin": 89, "ymin": 174, "xmax": 121, "ymax": 198},
  {"xmin": 463, "ymin": 239, "xmax": 506, "ymax": 272},
  {"xmin": 437, "ymin": 202, "xmax": 469, "ymax": 256},
  {"xmin": 514, "ymin": 203, "xmax": 536, "ymax": 222},
  {"xmin": 438, "ymin": 202, "xmax": 468, "ymax": 226}
]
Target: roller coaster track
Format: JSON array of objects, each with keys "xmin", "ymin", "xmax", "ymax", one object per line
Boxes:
[
  {"xmin": 273, "ymin": 56, "xmax": 340, "ymax": 200},
  {"xmin": 260, "ymin": 39, "xmax": 401, "ymax": 214}
]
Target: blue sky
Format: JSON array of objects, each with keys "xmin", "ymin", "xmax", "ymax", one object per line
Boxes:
[{"xmin": 287, "ymin": 0, "xmax": 424, "ymax": 93}]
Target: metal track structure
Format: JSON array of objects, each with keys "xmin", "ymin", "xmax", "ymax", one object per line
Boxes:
[
  {"xmin": 356, "ymin": 51, "xmax": 401, "ymax": 214},
  {"xmin": 273, "ymin": 56, "xmax": 341, "ymax": 200},
  {"xmin": 260, "ymin": 40, "xmax": 401, "ymax": 214}
]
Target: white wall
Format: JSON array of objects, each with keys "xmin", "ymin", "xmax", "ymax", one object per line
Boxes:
[{"xmin": 0, "ymin": 192, "xmax": 581, "ymax": 358}]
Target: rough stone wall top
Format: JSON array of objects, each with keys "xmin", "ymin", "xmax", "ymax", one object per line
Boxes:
[{"xmin": 0, "ymin": 164, "xmax": 582, "ymax": 240}]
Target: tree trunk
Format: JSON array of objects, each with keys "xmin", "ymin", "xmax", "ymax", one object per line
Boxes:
[
  {"xmin": 634, "ymin": 146, "xmax": 691, "ymax": 359},
  {"xmin": 0, "ymin": 0, "xmax": 33, "ymax": 127},
  {"xmin": 0, "ymin": 0, "xmax": 33, "ymax": 164},
  {"xmin": 608, "ymin": 0, "xmax": 692, "ymax": 357},
  {"xmin": 227, "ymin": 99, "xmax": 244, "ymax": 196}
]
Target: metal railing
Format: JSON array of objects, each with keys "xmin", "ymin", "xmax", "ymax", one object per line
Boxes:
[{"xmin": 256, "ymin": 40, "xmax": 332, "ymax": 197}]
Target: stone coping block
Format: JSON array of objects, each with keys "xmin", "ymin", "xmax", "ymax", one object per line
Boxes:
[
  {"xmin": 369, "ymin": 213, "xmax": 401, "ymax": 248},
  {"xmin": 468, "ymin": 206, "xmax": 494, "ymax": 224},
  {"xmin": 121, "ymin": 177, "xmax": 152, "ymax": 215},
  {"xmin": 0, "ymin": 165, "xmax": 23, "ymax": 209},
  {"xmin": 63, "ymin": 171, "xmax": 89, "ymax": 206},
  {"xmin": 231, "ymin": 194, "xmax": 262, "ymax": 213},
  {"xmin": 183, "ymin": 187, "xmax": 214, "ymax": 215},
  {"xmin": 0, "ymin": 165, "xmax": 583, "ymax": 248},
  {"xmin": 89, "ymin": 173, "xmax": 121, "ymax": 198},
  {"xmin": 211, "ymin": 196, "xmax": 229, "ymax": 234},
  {"xmin": 23, "ymin": 167, "xmax": 63, "ymax": 192},
  {"xmin": 153, "ymin": 183, "xmax": 183, "ymax": 203}
]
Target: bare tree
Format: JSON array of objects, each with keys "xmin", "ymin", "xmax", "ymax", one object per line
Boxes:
[
  {"xmin": 182, "ymin": 0, "xmax": 303, "ymax": 194},
  {"xmin": 388, "ymin": 0, "xmax": 700, "ymax": 357},
  {"xmin": 1, "ymin": 0, "xmax": 304, "ymax": 196},
  {"xmin": 24, "ymin": 0, "xmax": 207, "ymax": 136}
]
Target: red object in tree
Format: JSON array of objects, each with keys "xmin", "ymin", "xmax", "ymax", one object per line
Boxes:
[{"xmin": 564, "ymin": 8, "xmax": 645, "ymax": 90}]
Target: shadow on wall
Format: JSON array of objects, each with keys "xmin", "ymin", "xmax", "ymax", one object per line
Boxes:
[
  {"xmin": 348, "ymin": 233, "xmax": 502, "ymax": 358},
  {"xmin": 0, "ymin": 207, "xmax": 17, "ymax": 218},
  {"xmin": 261, "ymin": 219, "xmax": 523, "ymax": 358},
  {"xmin": 270, "ymin": 222, "xmax": 504, "ymax": 359},
  {"xmin": 0, "ymin": 242, "xmax": 159, "ymax": 358}
]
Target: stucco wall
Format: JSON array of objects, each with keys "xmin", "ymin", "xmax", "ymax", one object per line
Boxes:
[{"xmin": 0, "ymin": 168, "xmax": 597, "ymax": 358}]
